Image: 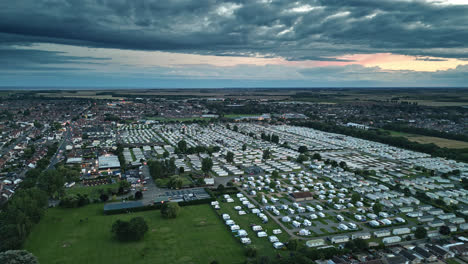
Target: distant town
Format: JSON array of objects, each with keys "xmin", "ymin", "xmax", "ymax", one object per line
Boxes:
[{"xmin": 0, "ymin": 88, "xmax": 467, "ymax": 264}]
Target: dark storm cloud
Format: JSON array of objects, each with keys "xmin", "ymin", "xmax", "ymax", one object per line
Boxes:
[
  {"xmin": 0, "ymin": 46, "xmax": 108, "ymax": 70},
  {"xmin": 0, "ymin": 0, "xmax": 467, "ymax": 60}
]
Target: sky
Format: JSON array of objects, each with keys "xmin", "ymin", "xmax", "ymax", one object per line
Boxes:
[{"xmin": 1, "ymin": 0, "xmax": 468, "ymax": 88}]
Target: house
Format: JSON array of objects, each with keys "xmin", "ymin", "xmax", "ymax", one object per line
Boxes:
[
  {"xmin": 425, "ymin": 244, "xmax": 454, "ymax": 259},
  {"xmin": 352, "ymin": 232, "xmax": 371, "ymax": 240},
  {"xmin": 331, "ymin": 235, "xmax": 349, "ymax": 244},
  {"xmin": 291, "ymin": 191, "xmax": 313, "ymax": 201},
  {"xmin": 399, "ymin": 250, "xmax": 422, "ymax": 264},
  {"xmin": 383, "ymin": 236, "xmax": 401, "ymax": 244},
  {"xmin": 384, "ymin": 255, "xmax": 408, "ymax": 264},
  {"xmin": 412, "ymin": 247, "xmax": 437, "ymax": 262},
  {"xmin": 417, "ymin": 215, "xmax": 434, "ymax": 222},
  {"xmin": 374, "ymin": 230, "xmax": 391, "ymax": 238},
  {"xmin": 447, "ymin": 243, "xmax": 468, "ymax": 256}
]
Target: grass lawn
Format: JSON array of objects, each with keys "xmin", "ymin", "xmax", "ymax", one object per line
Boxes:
[
  {"xmin": 154, "ymin": 175, "xmax": 193, "ymax": 187},
  {"xmin": 25, "ymin": 204, "xmax": 246, "ymax": 264},
  {"xmin": 145, "ymin": 116, "xmax": 205, "ymax": 122},
  {"xmin": 215, "ymin": 197, "xmax": 291, "ymax": 257},
  {"xmin": 66, "ymin": 183, "xmax": 120, "ymax": 199},
  {"xmin": 224, "ymin": 114, "xmax": 262, "ymax": 118},
  {"xmin": 446, "ymin": 259, "xmax": 461, "ymax": 264}
]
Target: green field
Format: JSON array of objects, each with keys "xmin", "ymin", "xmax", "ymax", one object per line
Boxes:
[
  {"xmin": 25, "ymin": 204, "xmax": 246, "ymax": 264},
  {"xmin": 145, "ymin": 116, "xmax": 205, "ymax": 122},
  {"xmin": 66, "ymin": 183, "xmax": 119, "ymax": 199},
  {"xmin": 224, "ymin": 114, "xmax": 262, "ymax": 118},
  {"xmin": 385, "ymin": 130, "xmax": 468, "ymax": 149},
  {"xmin": 154, "ymin": 175, "xmax": 193, "ymax": 187}
]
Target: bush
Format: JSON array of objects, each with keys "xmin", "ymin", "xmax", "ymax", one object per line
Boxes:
[
  {"xmin": 0, "ymin": 250, "xmax": 39, "ymax": 264},
  {"xmin": 134, "ymin": 191, "xmax": 143, "ymax": 200},
  {"xmin": 60, "ymin": 194, "xmax": 90, "ymax": 208},
  {"xmin": 245, "ymin": 247, "xmax": 257, "ymax": 258}
]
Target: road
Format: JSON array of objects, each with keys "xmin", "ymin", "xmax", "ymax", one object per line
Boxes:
[{"xmin": 47, "ymin": 124, "xmax": 73, "ymax": 170}]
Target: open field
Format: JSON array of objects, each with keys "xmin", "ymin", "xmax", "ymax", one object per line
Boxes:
[
  {"xmin": 387, "ymin": 130, "xmax": 468, "ymax": 149},
  {"xmin": 225, "ymin": 113, "xmax": 262, "ymax": 118},
  {"xmin": 66, "ymin": 183, "xmax": 119, "ymax": 199},
  {"xmin": 154, "ymin": 175, "xmax": 193, "ymax": 187},
  {"xmin": 6, "ymin": 88, "xmax": 468, "ymax": 106},
  {"xmin": 407, "ymin": 136, "xmax": 468, "ymax": 149},
  {"xmin": 145, "ymin": 116, "xmax": 205, "ymax": 122},
  {"xmin": 25, "ymin": 204, "xmax": 246, "ymax": 264}
]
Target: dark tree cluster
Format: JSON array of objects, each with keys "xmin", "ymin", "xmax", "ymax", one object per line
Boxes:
[{"xmin": 111, "ymin": 217, "xmax": 148, "ymax": 242}]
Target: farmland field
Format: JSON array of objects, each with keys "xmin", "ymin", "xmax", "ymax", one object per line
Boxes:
[
  {"xmin": 25, "ymin": 204, "xmax": 245, "ymax": 264},
  {"xmin": 387, "ymin": 130, "xmax": 468, "ymax": 149}
]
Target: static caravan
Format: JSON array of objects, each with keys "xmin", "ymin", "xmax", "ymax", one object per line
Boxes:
[
  {"xmin": 383, "ymin": 236, "xmax": 401, "ymax": 244},
  {"xmin": 331, "ymin": 235, "xmax": 349, "ymax": 244}
]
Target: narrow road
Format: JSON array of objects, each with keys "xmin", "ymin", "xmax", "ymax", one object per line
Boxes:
[{"xmin": 47, "ymin": 125, "xmax": 73, "ymax": 170}]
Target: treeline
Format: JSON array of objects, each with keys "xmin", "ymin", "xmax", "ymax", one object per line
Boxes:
[
  {"xmin": 0, "ymin": 188, "xmax": 48, "ymax": 251},
  {"xmin": 175, "ymin": 140, "xmax": 220, "ymax": 155},
  {"xmin": 0, "ymin": 144, "xmax": 81, "ymax": 251},
  {"xmin": 148, "ymin": 158, "xmax": 176, "ymax": 179},
  {"xmin": 382, "ymin": 123, "xmax": 468, "ymax": 142},
  {"xmin": 261, "ymin": 132, "xmax": 279, "ymax": 143},
  {"xmin": 293, "ymin": 121, "xmax": 468, "ymax": 163}
]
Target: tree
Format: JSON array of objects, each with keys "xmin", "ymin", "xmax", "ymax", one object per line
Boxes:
[
  {"xmin": 129, "ymin": 217, "xmax": 149, "ymax": 240},
  {"xmin": 339, "ymin": 161, "xmax": 347, "ymax": 169},
  {"xmin": 118, "ymin": 180, "xmax": 131, "ymax": 194},
  {"xmin": 202, "ymin": 157, "xmax": 213, "ymax": 175},
  {"xmin": 163, "ymin": 151, "xmax": 169, "ymax": 158},
  {"xmin": 372, "ymin": 203, "xmax": 383, "ymax": 214},
  {"xmin": 37, "ymin": 170, "xmax": 65, "ymax": 198},
  {"xmin": 168, "ymin": 176, "xmax": 184, "ymax": 189},
  {"xmin": 296, "ymin": 154, "xmax": 309, "ymax": 163},
  {"xmin": 233, "ymin": 125, "xmax": 238, "ymax": 132},
  {"xmin": 245, "ymin": 247, "xmax": 257, "ymax": 257},
  {"xmin": 271, "ymin": 134, "xmax": 279, "ymax": 144},
  {"xmin": 111, "ymin": 217, "xmax": 148, "ymax": 241},
  {"xmin": 272, "ymin": 170, "xmax": 279, "ymax": 179},
  {"xmin": 298, "ymin": 146, "xmax": 308, "ymax": 153},
  {"xmin": 100, "ymin": 193, "xmax": 109, "ymax": 202},
  {"xmin": 134, "ymin": 191, "xmax": 143, "ymax": 200},
  {"xmin": 0, "ymin": 250, "xmax": 39, "ymax": 264},
  {"xmin": 439, "ymin": 225, "xmax": 451, "ymax": 236},
  {"xmin": 262, "ymin": 148, "xmax": 271, "ymax": 160},
  {"xmin": 312, "ymin": 153, "xmax": 322, "ymax": 160},
  {"xmin": 179, "ymin": 166, "xmax": 185, "ymax": 174},
  {"xmin": 287, "ymin": 239, "xmax": 298, "ymax": 251},
  {"xmin": 242, "ymin": 144, "xmax": 247, "ymax": 151},
  {"xmin": 226, "ymin": 151, "xmax": 234, "ymax": 163},
  {"xmin": 177, "ymin": 140, "xmax": 187, "ymax": 153},
  {"xmin": 353, "ymin": 238, "xmax": 369, "ymax": 251},
  {"xmin": 161, "ymin": 202, "xmax": 181, "ymax": 218},
  {"xmin": 351, "ymin": 193, "xmax": 361, "ymax": 203},
  {"xmin": 217, "ymin": 184, "xmax": 225, "ymax": 193},
  {"xmin": 415, "ymin": 227, "xmax": 427, "ymax": 239}
]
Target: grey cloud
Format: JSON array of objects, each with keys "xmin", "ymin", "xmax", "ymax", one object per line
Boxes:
[
  {"xmin": 0, "ymin": 46, "xmax": 109, "ymax": 70},
  {"xmin": 0, "ymin": 0, "xmax": 467, "ymax": 60}
]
